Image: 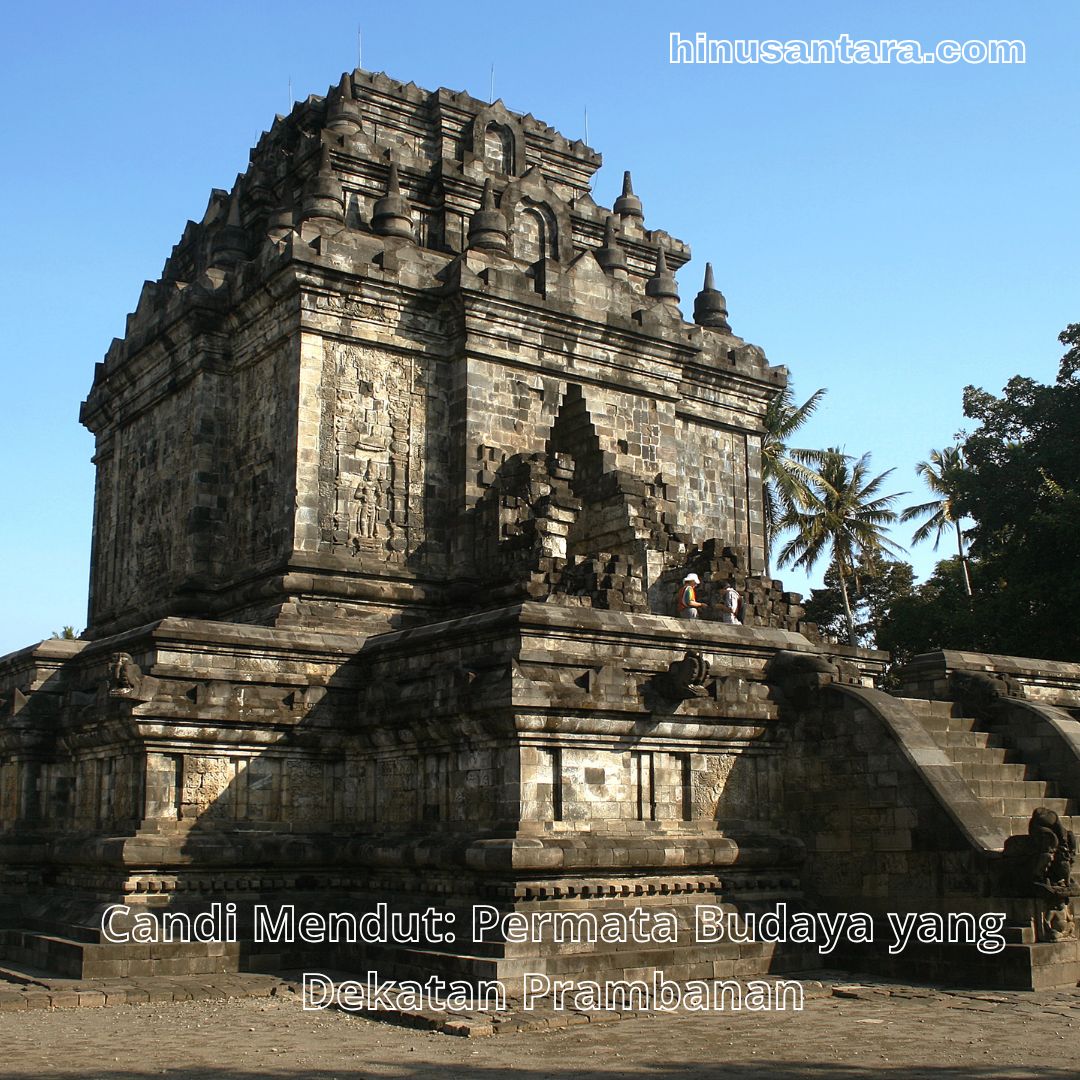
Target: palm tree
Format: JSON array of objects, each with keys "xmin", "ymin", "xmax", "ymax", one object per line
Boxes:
[
  {"xmin": 761, "ymin": 385, "xmax": 828, "ymax": 574},
  {"xmin": 900, "ymin": 446, "xmax": 973, "ymax": 596},
  {"xmin": 778, "ymin": 449, "xmax": 905, "ymax": 645}
]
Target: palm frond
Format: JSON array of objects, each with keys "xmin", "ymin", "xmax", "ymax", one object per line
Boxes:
[{"xmin": 904, "ymin": 444, "xmax": 969, "ymax": 549}]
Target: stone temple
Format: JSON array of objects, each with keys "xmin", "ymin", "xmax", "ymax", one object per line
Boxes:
[{"xmin": 0, "ymin": 70, "xmax": 1077, "ymax": 991}]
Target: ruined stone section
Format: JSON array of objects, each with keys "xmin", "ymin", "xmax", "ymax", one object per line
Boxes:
[
  {"xmin": 79, "ymin": 70, "xmax": 784, "ymax": 641},
  {"xmin": 650, "ymin": 538, "xmax": 817, "ymax": 638}
]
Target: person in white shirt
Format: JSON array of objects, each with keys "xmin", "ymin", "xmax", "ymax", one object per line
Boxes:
[{"xmin": 719, "ymin": 578, "xmax": 741, "ymax": 624}]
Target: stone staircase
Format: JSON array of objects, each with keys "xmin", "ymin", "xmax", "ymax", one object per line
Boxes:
[{"xmin": 902, "ymin": 698, "xmax": 1079, "ymax": 843}]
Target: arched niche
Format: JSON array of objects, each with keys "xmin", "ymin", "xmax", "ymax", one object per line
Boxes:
[
  {"xmin": 513, "ymin": 199, "xmax": 558, "ymax": 264},
  {"xmin": 467, "ymin": 104, "xmax": 526, "ymax": 176},
  {"xmin": 484, "ymin": 123, "xmax": 513, "ymax": 173},
  {"xmin": 501, "ymin": 171, "xmax": 574, "ymax": 263}
]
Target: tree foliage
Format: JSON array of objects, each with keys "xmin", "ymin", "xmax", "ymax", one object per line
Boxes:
[
  {"xmin": 761, "ymin": 385, "xmax": 827, "ymax": 573},
  {"xmin": 900, "ymin": 445, "xmax": 972, "ymax": 595},
  {"xmin": 945, "ymin": 326, "xmax": 1080, "ymax": 661},
  {"xmin": 875, "ymin": 557, "xmax": 983, "ymax": 665},
  {"xmin": 778, "ymin": 449, "xmax": 904, "ymax": 645},
  {"xmin": 804, "ymin": 553, "xmax": 915, "ymax": 649}
]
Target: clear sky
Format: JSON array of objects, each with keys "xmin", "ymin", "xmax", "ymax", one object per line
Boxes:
[{"xmin": 1, "ymin": 1, "xmax": 1076, "ymax": 655}]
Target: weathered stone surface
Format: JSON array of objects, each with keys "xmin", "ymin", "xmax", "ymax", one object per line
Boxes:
[
  {"xmin": 1, "ymin": 68, "xmax": 1077, "ymax": 991},
  {"xmin": 77, "ymin": 70, "xmax": 786, "ymax": 641}
]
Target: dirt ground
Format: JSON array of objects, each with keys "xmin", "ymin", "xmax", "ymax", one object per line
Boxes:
[{"xmin": 1, "ymin": 983, "xmax": 1078, "ymax": 1080}]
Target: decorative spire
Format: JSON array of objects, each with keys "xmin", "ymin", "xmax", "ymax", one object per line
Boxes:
[
  {"xmin": 645, "ymin": 246, "xmax": 679, "ymax": 305},
  {"xmin": 211, "ymin": 186, "xmax": 250, "ymax": 267},
  {"xmin": 300, "ymin": 145, "xmax": 344, "ymax": 226},
  {"xmin": 613, "ymin": 171, "xmax": 643, "ymax": 221},
  {"xmin": 467, "ymin": 178, "xmax": 509, "ymax": 253},
  {"xmin": 693, "ymin": 262, "xmax": 731, "ymax": 330},
  {"xmin": 327, "ymin": 71, "xmax": 363, "ymax": 135},
  {"xmin": 371, "ymin": 160, "xmax": 414, "ymax": 240},
  {"xmin": 594, "ymin": 216, "xmax": 627, "ymax": 274}
]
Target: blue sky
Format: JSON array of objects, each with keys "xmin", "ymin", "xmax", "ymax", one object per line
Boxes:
[{"xmin": 1, "ymin": 1, "xmax": 1075, "ymax": 654}]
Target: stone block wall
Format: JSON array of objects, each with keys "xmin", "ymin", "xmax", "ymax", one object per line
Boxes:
[
  {"xmin": 84, "ymin": 288, "xmax": 301, "ymax": 636},
  {"xmin": 774, "ymin": 688, "xmax": 996, "ymax": 918},
  {"xmin": 79, "ymin": 70, "xmax": 787, "ymax": 640}
]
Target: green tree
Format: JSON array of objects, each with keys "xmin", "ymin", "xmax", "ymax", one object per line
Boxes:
[
  {"xmin": 949, "ymin": 325, "xmax": 1080, "ymax": 660},
  {"xmin": 49, "ymin": 626, "xmax": 78, "ymax": 640},
  {"xmin": 761, "ymin": 384, "xmax": 828, "ymax": 574},
  {"xmin": 804, "ymin": 553, "xmax": 915, "ymax": 649},
  {"xmin": 778, "ymin": 449, "xmax": 905, "ymax": 646},
  {"xmin": 900, "ymin": 446, "xmax": 973, "ymax": 596},
  {"xmin": 876, "ymin": 557, "xmax": 984, "ymax": 665}
]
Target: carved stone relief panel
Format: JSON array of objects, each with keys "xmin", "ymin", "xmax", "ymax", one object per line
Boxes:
[
  {"xmin": 181, "ymin": 755, "xmax": 234, "ymax": 820},
  {"xmin": 321, "ymin": 342, "xmax": 427, "ymax": 565}
]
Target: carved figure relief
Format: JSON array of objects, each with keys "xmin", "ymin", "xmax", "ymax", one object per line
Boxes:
[
  {"xmin": 107, "ymin": 652, "xmax": 143, "ymax": 696},
  {"xmin": 354, "ymin": 459, "xmax": 386, "ymax": 540},
  {"xmin": 694, "ymin": 753, "xmax": 737, "ymax": 820},
  {"xmin": 1003, "ymin": 806, "xmax": 1079, "ymax": 942},
  {"xmin": 322, "ymin": 342, "xmax": 426, "ymax": 564},
  {"xmin": 655, "ymin": 652, "xmax": 711, "ymax": 702}
]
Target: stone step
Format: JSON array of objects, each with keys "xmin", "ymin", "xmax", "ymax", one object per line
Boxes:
[
  {"xmin": 1003, "ymin": 924, "xmax": 1037, "ymax": 945},
  {"xmin": 899, "ymin": 698, "xmax": 961, "ymax": 729},
  {"xmin": 920, "ymin": 713, "xmax": 982, "ymax": 734},
  {"xmin": 907, "ymin": 712, "xmax": 984, "ymax": 738},
  {"xmin": 936, "ymin": 730, "xmax": 997, "ymax": 750},
  {"xmin": 1005, "ymin": 814, "xmax": 1080, "ymax": 838},
  {"xmin": 994, "ymin": 797, "xmax": 1074, "ymax": 819},
  {"xmin": 904, "ymin": 696, "xmax": 1079, "ymax": 847},
  {"xmin": 946, "ymin": 744, "xmax": 1014, "ymax": 766},
  {"xmin": 969, "ymin": 778, "xmax": 1053, "ymax": 800},
  {"xmin": 943, "ymin": 714, "xmax": 984, "ymax": 734},
  {"xmin": 954, "ymin": 760, "xmax": 1033, "ymax": 783},
  {"xmin": 900, "ymin": 696, "xmax": 957, "ymax": 715},
  {"xmin": 0, "ymin": 960, "xmax": 54, "ymax": 987}
]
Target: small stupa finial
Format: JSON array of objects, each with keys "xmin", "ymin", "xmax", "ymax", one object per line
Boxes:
[
  {"xmin": 594, "ymin": 215, "xmax": 627, "ymax": 274},
  {"xmin": 613, "ymin": 170, "xmax": 644, "ymax": 221},
  {"xmin": 467, "ymin": 178, "xmax": 509, "ymax": 253},
  {"xmin": 299, "ymin": 147, "xmax": 344, "ymax": 227},
  {"xmin": 371, "ymin": 158, "xmax": 414, "ymax": 240},
  {"xmin": 327, "ymin": 71, "xmax": 363, "ymax": 135},
  {"xmin": 211, "ymin": 185, "xmax": 250, "ymax": 267},
  {"xmin": 693, "ymin": 262, "xmax": 731, "ymax": 330},
  {"xmin": 645, "ymin": 245, "xmax": 680, "ymax": 305}
]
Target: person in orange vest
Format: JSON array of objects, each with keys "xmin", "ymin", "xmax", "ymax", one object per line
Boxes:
[{"xmin": 676, "ymin": 573, "xmax": 707, "ymax": 619}]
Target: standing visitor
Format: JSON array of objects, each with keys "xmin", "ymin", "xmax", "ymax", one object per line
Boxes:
[
  {"xmin": 719, "ymin": 578, "xmax": 742, "ymax": 624},
  {"xmin": 676, "ymin": 573, "xmax": 707, "ymax": 619}
]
